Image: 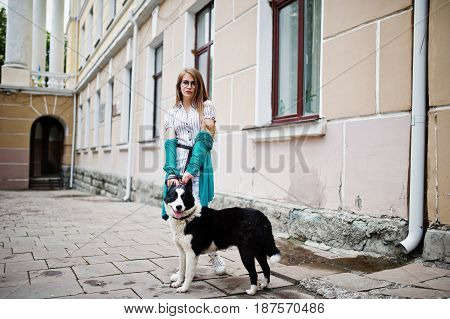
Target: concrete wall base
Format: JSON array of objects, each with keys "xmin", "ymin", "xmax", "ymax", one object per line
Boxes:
[
  {"xmin": 211, "ymin": 193, "xmax": 408, "ymax": 256},
  {"xmin": 73, "ymin": 167, "xmax": 409, "ymax": 256},
  {"xmin": 422, "ymin": 228, "xmax": 450, "ymax": 263}
]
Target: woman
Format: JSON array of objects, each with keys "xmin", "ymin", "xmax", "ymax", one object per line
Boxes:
[{"xmin": 162, "ymin": 68, "xmax": 225, "ymax": 275}]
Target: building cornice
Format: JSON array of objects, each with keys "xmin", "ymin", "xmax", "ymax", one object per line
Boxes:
[{"xmin": 0, "ymin": 85, "xmax": 74, "ymax": 96}]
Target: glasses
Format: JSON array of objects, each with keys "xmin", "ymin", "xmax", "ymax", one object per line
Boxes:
[{"xmin": 181, "ymin": 80, "xmax": 196, "ymax": 88}]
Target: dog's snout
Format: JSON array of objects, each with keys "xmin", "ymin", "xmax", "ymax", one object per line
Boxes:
[{"xmin": 176, "ymin": 205, "xmax": 182, "ymax": 211}]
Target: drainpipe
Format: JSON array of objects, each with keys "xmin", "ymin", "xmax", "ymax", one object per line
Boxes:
[
  {"xmin": 400, "ymin": 0, "xmax": 428, "ymax": 253},
  {"xmin": 70, "ymin": 14, "xmax": 80, "ymax": 189},
  {"xmin": 70, "ymin": 94, "xmax": 76, "ymax": 188},
  {"xmin": 123, "ymin": 16, "xmax": 139, "ymax": 201}
]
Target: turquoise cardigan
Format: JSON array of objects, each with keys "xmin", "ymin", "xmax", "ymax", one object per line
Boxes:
[{"xmin": 161, "ymin": 131, "xmax": 214, "ymax": 220}]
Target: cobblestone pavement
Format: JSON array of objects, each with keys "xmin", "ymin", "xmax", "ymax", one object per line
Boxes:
[{"xmin": 0, "ymin": 190, "xmax": 449, "ymax": 299}]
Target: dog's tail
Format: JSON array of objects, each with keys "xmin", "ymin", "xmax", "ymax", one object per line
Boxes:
[
  {"xmin": 269, "ymin": 252, "xmax": 281, "ymax": 265},
  {"xmin": 267, "ymin": 239, "xmax": 281, "ymax": 265},
  {"xmin": 262, "ymin": 217, "xmax": 281, "ymax": 265}
]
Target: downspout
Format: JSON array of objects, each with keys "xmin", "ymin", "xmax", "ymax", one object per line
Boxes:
[
  {"xmin": 400, "ymin": 0, "xmax": 428, "ymax": 253},
  {"xmin": 70, "ymin": 94, "xmax": 76, "ymax": 188},
  {"xmin": 70, "ymin": 14, "xmax": 80, "ymax": 188},
  {"xmin": 123, "ymin": 16, "xmax": 139, "ymax": 201}
]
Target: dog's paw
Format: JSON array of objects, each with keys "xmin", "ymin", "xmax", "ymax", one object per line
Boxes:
[
  {"xmin": 259, "ymin": 277, "xmax": 269, "ymax": 289},
  {"xmin": 171, "ymin": 281, "xmax": 182, "ymax": 288},
  {"xmin": 246, "ymin": 285, "xmax": 257, "ymax": 295},
  {"xmin": 170, "ymin": 273, "xmax": 179, "ymax": 282},
  {"xmin": 176, "ymin": 285, "xmax": 189, "ymax": 293}
]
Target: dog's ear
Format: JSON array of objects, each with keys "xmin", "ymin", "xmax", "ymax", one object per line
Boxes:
[{"xmin": 185, "ymin": 178, "xmax": 193, "ymax": 192}]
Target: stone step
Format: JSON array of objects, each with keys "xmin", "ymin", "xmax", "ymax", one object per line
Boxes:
[{"xmin": 29, "ymin": 177, "xmax": 63, "ymax": 190}]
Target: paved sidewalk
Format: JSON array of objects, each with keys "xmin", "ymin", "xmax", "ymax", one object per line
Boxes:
[{"xmin": 0, "ymin": 190, "xmax": 449, "ymax": 299}]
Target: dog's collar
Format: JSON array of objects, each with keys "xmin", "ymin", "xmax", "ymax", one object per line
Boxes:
[
  {"xmin": 170, "ymin": 205, "xmax": 197, "ymax": 221},
  {"xmin": 170, "ymin": 204, "xmax": 201, "ymax": 221},
  {"xmin": 172, "ymin": 214, "xmax": 191, "ymax": 221}
]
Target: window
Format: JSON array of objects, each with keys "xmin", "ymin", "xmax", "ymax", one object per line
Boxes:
[
  {"xmin": 84, "ymin": 98, "xmax": 91, "ymax": 148},
  {"xmin": 107, "ymin": 0, "xmax": 116, "ymax": 29},
  {"xmin": 104, "ymin": 80, "xmax": 113, "ymax": 146},
  {"xmin": 120, "ymin": 67, "xmax": 132, "ymax": 143},
  {"xmin": 142, "ymin": 44, "xmax": 162, "ymax": 141},
  {"xmin": 194, "ymin": 2, "xmax": 214, "ymax": 97},
  {"xmin": 87, "ymin": 7, "xmax": 94, "ymax": 58},
  {"xmin": 99, "ymin": 103, "xmax": 105, "ymax": 124},
  {"xmin": 94, "ymin": 0, "xmax": 103, "ymax": 47},
  {"xmin": 93, "ymin": 90, "xmax": 100, "ymax": 147},
  {"xmin": 153, "ymin": 45, "xmax": 163, "ymax": 138},
  {"xmin": 80, "ymin": 24, "xmax": 86, "ymax": 66},
  {"xmin": 127, "ymin": 68, "xmax": 132, "ymax": 141},
  {"xmin": 272, "ymin": 0, "xmax": 321, "ymax": 123},
  {"xmin": 76, "ymin": 103, "xmax": 83, "ymax": 149}
]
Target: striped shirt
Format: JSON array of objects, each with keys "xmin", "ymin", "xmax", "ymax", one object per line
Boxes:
[{"xmin": 164, "ymin": 100, "xmax": 216, "ymax": 175}]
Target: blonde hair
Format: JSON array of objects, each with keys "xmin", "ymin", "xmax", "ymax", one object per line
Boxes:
[{"xmin": 175, "ymin": 68, "xmax": 215, "ymax": 136}]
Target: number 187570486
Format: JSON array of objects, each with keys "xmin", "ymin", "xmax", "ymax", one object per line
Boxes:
[{"xmin": 254, "ymin": 302, "xmax": 325, "ymax": 314}]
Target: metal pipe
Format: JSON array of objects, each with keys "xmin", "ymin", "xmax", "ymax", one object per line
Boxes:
[
  {"xmin": 400, "ymin": 0, "xmax": 428, "ymax": 253},
  {"xmin": 70, "ymin": 94, "xmax": 76, "ymax": 188},
  {"xmin": 123, "ymin": 16, "xmax": 139, "ymax": 201},
  {"xmin": 70, "ymin": 9, "xmax": 80, "ymax": 189}
]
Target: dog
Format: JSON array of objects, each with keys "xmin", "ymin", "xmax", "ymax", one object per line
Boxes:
[{"xmin": 164, "ymin": 179, "xmax": 281, "ymax": 295}]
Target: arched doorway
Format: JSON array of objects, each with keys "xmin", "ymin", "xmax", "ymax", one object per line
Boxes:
[{"xmin": 29, "ymin": 117, "xmax": 65, "ymax": 188}]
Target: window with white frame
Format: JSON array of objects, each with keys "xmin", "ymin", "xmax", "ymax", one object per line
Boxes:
[
  {"xmin": 84, "ymin": 98, "xmax": 91, "ymax": 148},
  {"xmin": 120, "ymin": 67, "xmax": 132, "ymax": 143},
  {"xmin": 107, "ymin": 0, "xmax": 116, "ymax": 29},
  {"xmin": 80, "ymin": 23, "xmax": 86, "ymax": 67},
  {"xmin": 272, "ymin": 0, "xmax": 321, "ymax": 124},
  {"xmin": 94, "ymin": 0, "xmax": 103, "ymax": 47},
  {"xmin": 104, "ymin": 79, "xmax": 113, "ymax": 146},
  {"xmin": 194, "ymin": 2, "xmax": 214, "ymax": 97},
  {"xmin": 153, "ymin": 44, "xmax": 163, "ymax": 138},
  {"xmin": 99, "ymin": 102, "xmax": 105, "ymax": 124},
  {"xmin": 93, "ymin": 90, "xmax": 100, "ymax": 147},
  {"xmin": 76, "ymin": 103, "xmax": 83, "ymax": 149},
  {"xmin": 87, "ymin": 7, "xmax": 94, "ymax": 58}
]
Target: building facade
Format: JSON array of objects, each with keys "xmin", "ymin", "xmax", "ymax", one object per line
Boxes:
[
  {"xmin": 0, "ymin": 0, "xmax": 74, "ymax": 190},
  {"xmin": 0, "ymin": 0, "xmax": 449, "ymax": 260}
]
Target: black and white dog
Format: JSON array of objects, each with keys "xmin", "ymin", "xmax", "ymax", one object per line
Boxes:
[{"xmin": 164, "ymin": 179, "xmax": 281, "ymax": 295}]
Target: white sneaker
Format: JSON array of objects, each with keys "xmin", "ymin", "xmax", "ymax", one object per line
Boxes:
[{"xmin": 210, "ymin": 254, "xmax": 226, "ymax": 275}]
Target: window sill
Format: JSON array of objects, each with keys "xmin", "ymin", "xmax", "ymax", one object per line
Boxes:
[
  {"xmin": 244, "ymin": 118, "xmax": 326, "ymax": 142},
  {"xmin": 139, "ymin": 138, "xmax": 160, "ymax": 150},
  {"xmin": 117, "ymin": 142, "xmax": 129, "ymax": 152},
  {"xmin": 102, "ymin": 145, "xmax": 112, "ymax": 153}
]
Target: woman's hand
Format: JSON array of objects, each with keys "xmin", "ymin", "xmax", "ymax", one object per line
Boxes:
[
  {"xmin": 203, "ymin": 118, "xmax": 216, "ymax": 137},
  {"xmin": 181, "ymin": 172, "xmax": 193, "ymax": 184},
  {"xmin": 166, "ymin": 178, "xmax": 180, "ymax": 187}
]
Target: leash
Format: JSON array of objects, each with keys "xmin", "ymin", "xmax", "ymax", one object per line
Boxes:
[
  {"xmin": 166, "ymin": 143, "xmax": 193, "ymax": 185},
  {"xmin": 177, "ymin": 143, "xmax": 193, "ymax": 171}
]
